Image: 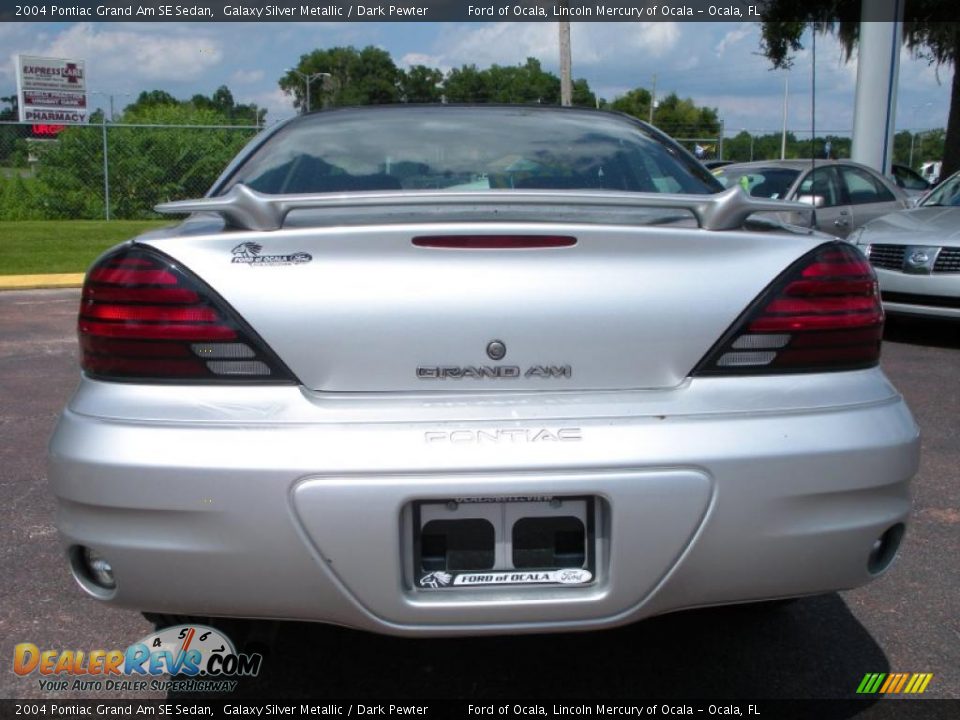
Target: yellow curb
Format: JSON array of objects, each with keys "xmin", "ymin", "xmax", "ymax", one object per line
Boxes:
[{"xmin": 0, "ymin": 273, "xmax": 85, "ymax": 290}]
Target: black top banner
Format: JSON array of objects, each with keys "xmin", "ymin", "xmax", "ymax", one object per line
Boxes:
[{"xmin": 3, "ymin": 0, "xmax": 960, "ymax": 23}]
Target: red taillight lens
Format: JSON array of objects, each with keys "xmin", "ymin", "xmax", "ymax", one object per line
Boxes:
[
  {"xmin": 694, "ymin": 243, "xmax": 883, "ymax": 375},
  {"xmin": 79, "ymin": 246, "xmax": 296, "ymax": 383}
]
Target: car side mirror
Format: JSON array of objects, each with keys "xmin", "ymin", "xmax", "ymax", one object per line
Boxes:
[{"xmin": 796, "ymin": 194, "xmax": 825, "ymax": 208}]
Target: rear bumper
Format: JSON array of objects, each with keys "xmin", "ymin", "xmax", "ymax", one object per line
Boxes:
[{"xmin": 48, "ymin": 370, "xmax": 919, "ymax": 636}]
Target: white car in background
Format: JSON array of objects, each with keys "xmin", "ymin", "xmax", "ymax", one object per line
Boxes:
[{"xmin": 852, "ymin": 168, "xmax": 960, "ymax": 320}]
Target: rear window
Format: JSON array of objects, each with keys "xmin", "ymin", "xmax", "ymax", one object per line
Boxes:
[
  {"xmin": 920, "ymin": 172, "xmax": 960, "ymax": 207},
  {"xmin": 893, "ymin": 165, "xmax": 930, "ymax": 191},
  {"xmin": 219, "ymin": 106, "xmax": 722, "ymax": 196},
  {"xmin": 714, "ymin": 167, "xmax": 800, "ymax": 200}
]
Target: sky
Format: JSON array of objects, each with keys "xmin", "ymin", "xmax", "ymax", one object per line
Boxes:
[{"xmin": 0, "ymin": 20, "xmax": 953, "ymax": 137}]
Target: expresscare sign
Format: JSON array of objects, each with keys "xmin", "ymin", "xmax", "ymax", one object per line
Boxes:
[{"xmin": 16, "ymin": 55, "xmax": 89, "ymax": 124}]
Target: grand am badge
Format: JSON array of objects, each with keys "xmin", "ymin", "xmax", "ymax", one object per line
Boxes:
[
  {"xmin": 418, "ymin": 568, "xmax": 592, "ymax": 589},
  {"xmin": 417, "ymin": 365, "xmax": 571, "ymax": 380},
  {"xmin": 231, "ymin": 242, "xmax": 312, "ymax": 266}
]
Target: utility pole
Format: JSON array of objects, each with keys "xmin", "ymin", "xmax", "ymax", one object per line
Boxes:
[
  {"xmin": 649, "ymin": 73, "xmax": 657, "ymax": 125},
  {"xmin": 780, "ymin": 75, "xmax": 788, "ymax": 159},
  {"xmin": 89, "ymin": 91, "xmax": 130, "ymax": 122},
  {"xmin": 559, "ymin": 18, "xmax": 572, "ymax": 106}
]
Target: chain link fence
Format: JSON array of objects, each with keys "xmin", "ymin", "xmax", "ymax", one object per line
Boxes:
[{"xmin": 0, "ymin": 121, "xmax": 258, "ymax": 221}]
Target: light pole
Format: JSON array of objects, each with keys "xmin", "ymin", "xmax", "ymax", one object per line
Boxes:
[
  {"xmin": 287, "ymin": 69, "xmax": 332, "ymax": 113},
  {"xmin": 559, "ymin": 19, "xmax": 572, "ymax": 106},
  {"xmin": 89, "ymin": 91, "xmax": 131, "ymax": 122}
]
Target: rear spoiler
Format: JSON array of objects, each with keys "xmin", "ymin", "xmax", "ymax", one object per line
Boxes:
[{"xmin": 155, "ymin": 184, "xmax": 812, "ymax": 233}]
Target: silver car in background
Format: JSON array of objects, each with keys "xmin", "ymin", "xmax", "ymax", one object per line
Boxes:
[
  {"xmin": 714, "ymin": 159, "xmax": 909, "ymax": 237},
  {"xmin": 48, "ymin": 106, "xmax": 919, "ymax": 636},
  {"xmin": 851, "ymin": 168, "xmax": 960, "ymax": 320}
]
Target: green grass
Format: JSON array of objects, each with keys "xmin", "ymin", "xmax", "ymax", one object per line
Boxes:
[{"xmin": 0, "ymin": 220, "xmax": 172, "ymax": 275}]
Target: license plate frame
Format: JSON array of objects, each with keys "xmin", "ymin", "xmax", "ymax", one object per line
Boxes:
[{"xmin": 412, "ymin": 495, "xmax": 596, "ymax": 590}]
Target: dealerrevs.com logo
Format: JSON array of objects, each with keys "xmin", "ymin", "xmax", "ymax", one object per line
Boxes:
[{"xmin": 14, "ymin": 625, "xmax": 262, "ymax": 694}]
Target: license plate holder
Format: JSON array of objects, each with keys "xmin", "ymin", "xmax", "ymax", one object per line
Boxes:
[{"xmin": 412, "ymin": 495, "xmax": 596, "ymax": 590}]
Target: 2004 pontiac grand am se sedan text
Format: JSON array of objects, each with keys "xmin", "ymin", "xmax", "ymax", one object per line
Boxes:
[{"xmin": 48, "ymin": 105, "xmax": 919, "ymax": 636}]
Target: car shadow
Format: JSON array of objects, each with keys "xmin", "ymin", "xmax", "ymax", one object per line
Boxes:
[
  {"xmin": 167, "ymin": 594, "xmax": 886, "ymax": 713},
  {"xmin": 883, "ymin": 315, "xmax": 960, "ymax": 349}
]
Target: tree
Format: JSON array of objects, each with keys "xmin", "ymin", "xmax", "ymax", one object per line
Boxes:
[
  {"xmin": 26, "ymin": 102, "xmax": 256, "ymax": 220},
  {"xmin": 400, "ymin": 65, "xmax": 443, "ymax": 103},
  {"xmin": 190, "ymin": 85, "xmax": 266, "ymax": 125},
  {"xmin": 443, "ymin": 58, "xmax": 560, "ymax": 104},
  {"xmin": 757, "ymin": 2, "xmax": 960, "ymax": 177},
  {"xmin": 609, "ymin": 88, "xmax": 721, "ymax": 138},
  {"xmin": 572, "ymin": 79, "xmax": 597, "ymax": 108},
  {"xmin": 281, "ymin": 49, "xmax": 597, "ymax": 110},
  {"xmin": 609, "ymin": 88, "xmax": 653, "ymax": 119},
  {"xmin": 127, "ymin": 89, "xmax": 179, "ymax": 112},
  {"xmin": 654, "ymin": 93, "xmax": 722, "ymax": 138},
  {"xmin": 442, "ymin": 64, "xmax": 492, "ymax": 103},
  {"xmin": 0, "ymin": 95, "xmax": 26, "ymax": 167},
  {"xmin": 280, "ymin": 46, "xmax": 402, "ymax": 110},
  {"xmin": 441, "ymin": 58, "xmax": 595, "ymax": 106},
  {"xmin": 724, "ymin": 131, "xmax": 756, "ymax": 162},
  {"xmin": 0, "ymin": 94, "xmax": 17, "ymax": 121}
]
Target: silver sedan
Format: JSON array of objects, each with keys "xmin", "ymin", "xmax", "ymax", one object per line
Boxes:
[
  {"xmin": 714, "ymin": 159, "xmax": 909, "ymax": 238},
  {"xmin": 48, "ymin": 106, "xmax": 918, "ymax": 636},
  {"xmin": 850, "ymin": 169, "xmax": 960, "ymax": 320}
]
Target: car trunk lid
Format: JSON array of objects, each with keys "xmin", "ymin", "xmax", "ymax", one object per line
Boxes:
[{"xmin": 141, "ymin": 217, "xmax": 820, "ymax": 392}]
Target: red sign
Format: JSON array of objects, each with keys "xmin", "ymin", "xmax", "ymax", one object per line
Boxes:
[{"xmin": 31, "ymin": 124, "xmax": 67, "ymax": 137}]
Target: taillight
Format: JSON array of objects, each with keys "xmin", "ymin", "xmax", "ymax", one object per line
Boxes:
[
  {"xmin": 79, "ymin": 245, "xmax": 296, "ymax": 383},
  {"xmin": 694, "ymin": 242, "xmax": 883, "ymax": 375}
]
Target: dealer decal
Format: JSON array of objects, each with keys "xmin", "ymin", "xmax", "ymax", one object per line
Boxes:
[
  {"xmin": 420, "ymin": 568, "xmax": 592, "ymax": 589},
  {"xmin": 231, "ymin": 242, "xmax": 311, "ymax": 266}
]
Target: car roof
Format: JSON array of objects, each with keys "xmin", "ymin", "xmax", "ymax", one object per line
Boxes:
[
  {"xmin": 291, "ymin": 103, "xmax": 647, "ymax": 124},
  {"xmin": 718, "ymin": 159, "xmax": 881, "ymax": 173}
]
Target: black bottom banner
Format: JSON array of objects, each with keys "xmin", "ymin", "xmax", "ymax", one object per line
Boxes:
[{"xmin": 1, "ymin": 700, "xmax": 959, "ymax": 720}]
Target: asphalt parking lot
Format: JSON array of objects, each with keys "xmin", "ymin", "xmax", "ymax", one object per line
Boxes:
[{"xmin": 0, "ymin": 289, "xmax": 957, "ymax": 704}]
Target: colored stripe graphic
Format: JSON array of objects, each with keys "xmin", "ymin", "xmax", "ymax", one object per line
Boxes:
[
  {"xmin": 857, "ymin": 673, "xmax": 885, "ymax": 694},
  {"xmin": 857, "ymin": 672, "xmax": 933, "ymax": 694},
  {"xmin": 904, "ymin": 673, "xmax": 934, "ymax": 694},
  {"xmin": 892, "ymin": 673, "xmax": 910, "ymax": 693},
  {"xmin": 879, "ymin": 674, "xmax": 896, "ymax": 693}
]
